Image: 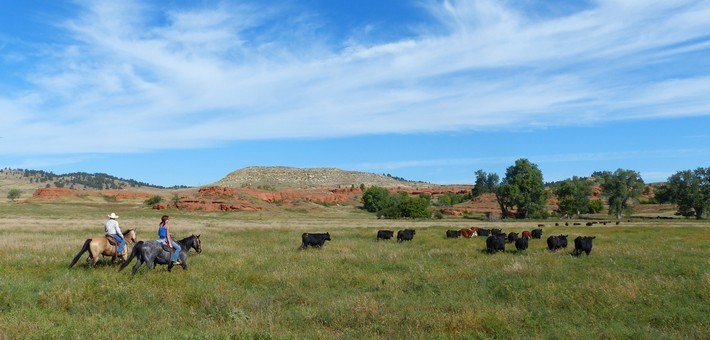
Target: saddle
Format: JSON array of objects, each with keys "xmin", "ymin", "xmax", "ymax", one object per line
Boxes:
[
  {"xmin": 105, "ymin": 235, "xmax": 119, "ymax": 247},
  {"xmin": 161, "ymin": 243, "xmax": 176, "ymax": 253}
]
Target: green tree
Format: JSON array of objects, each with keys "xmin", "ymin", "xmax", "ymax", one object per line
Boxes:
[
  {"xmin": 361, "ymin": 186, "xmax": 393, "ymax": 213},
  {"xmin": 659, "ymin": 167, "xmax": 709, "ymax": 219},
  {"xmin": 599, "ymin": 169, "xmax": 644, "ymax": 219},
  {"xmin": 7, "ymin": 189, "xmax": 21, "ymax": 201},
  {"xmin": 553, "ymin": 176, "xmax": 592, "ymax": 217},
  {"xmin": 472, "ymin": 170, "xmax": 500, "ymax": 197},
  {"xmin": 497, "ymin": 159, "xmax": 548, "ymax": 219}
]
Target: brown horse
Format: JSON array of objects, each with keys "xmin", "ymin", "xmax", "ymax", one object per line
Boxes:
[{"xmin": 68, "ymin": 229, "xmax": 137, "ymax": 268}]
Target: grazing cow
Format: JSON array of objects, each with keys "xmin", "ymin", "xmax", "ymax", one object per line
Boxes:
[
  {"xmin": 507, "ymin": 232, "xmax": 519, "ymax": 243},
  {"xmin": 537, "ymin": 224, "xmax": 545, "ymax": 227},
  {"xmin": 446, "ymin": 230, "xmax": 461, "ymax": 238},
  {"xmin": 477, "ymin": 228, "xmax": 491, "ymax": 237},
  {"xmin": 486, "ymin": 235, "xmax": 506, "ymax": 254},
  {"xmin": 301, "ymin": 232, "xmax": 331, "ymax": 249},
  {"xmin": 616, "ymin": 221, "xmax": 620, "ymax": 225},
  {"xmin": 377, "ymin": 230, "xmax": 394, "ymax": 241},
  {"xmin": 573, "ymin": 236, "xmax": 596, "ymax": 256},
  {"xmin": 531, "ymin": 229, "xmax": 543, "ymax": 239},
  {"xmin": 565, "ymin": 222, "xmax": 569, "ymax": 226},
  {"xmin": 459, "ymin": 228, "xmax": 476, "ymax": 238},
  {"xmin": 547, "ymin": 235, "xmax": 569, "ymax": 251},
  {"xmin": 586, "ymin": 222, "xmax": 593, "ymax": 226},
  {"xmin": 521, "ymin": 230, "xmax": 532, "ymax": 239},
  {"xmin": 573, "ymin": 222, "xmax": 581, "ymax": 226},
  {"xmin": 397, "ymin": 229, "xmax": 416, "ymax": 242},
  {"xmin": 515, "ymin": 237, "xmax": 529, "ymax": 251},
  {"xmin": 555, "ymin": 223, "xmax": 559, "ymax": 226}
]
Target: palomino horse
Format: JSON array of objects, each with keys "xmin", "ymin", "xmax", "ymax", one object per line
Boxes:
[
  {"xmin": 68, "ymin": 229, "xmax": 137, "ymax": 268},
  {"xmin": 119, "ymin": 234, "xmax": 202, "ymax": 275}
]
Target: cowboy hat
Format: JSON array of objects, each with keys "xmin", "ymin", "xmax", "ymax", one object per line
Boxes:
[{"xmin": 108, "ymin": 213, "xmax": 119, "ymax": 219}]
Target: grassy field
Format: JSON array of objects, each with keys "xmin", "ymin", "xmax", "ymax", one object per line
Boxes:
[{"xmin": 0, "ymin": 202, "xmax": 708, "ymax": 339}]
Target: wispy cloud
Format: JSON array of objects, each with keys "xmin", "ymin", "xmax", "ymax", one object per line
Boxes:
[
  {"xmin": 1, "ymin": 0, "xmax": 709, "ymax": 155},
  {"xmin": 353, "ymin": 148, "xmax": 710, "ymax": 171}
]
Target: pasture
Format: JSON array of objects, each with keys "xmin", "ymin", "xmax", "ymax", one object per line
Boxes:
[{"xmin": 0, "ymin": 203, "xmax": 708, "ymax": 338}]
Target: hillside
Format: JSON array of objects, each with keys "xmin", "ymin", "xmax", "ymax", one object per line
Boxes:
[
  {"xmin": 0, "ymin": 168, "xmax": 183, "ymax": 200},
  {"xmin": 213, "ymin": 166, "xmax": 428, "ymax": 189}
]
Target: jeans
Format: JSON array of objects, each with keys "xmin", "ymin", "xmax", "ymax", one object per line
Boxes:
[
  {"xmin": 161, "ymin": 238, "xmax": 181, "ymax": 262},
  {"xmin": 113, "ymin": 234, "xmax": 126, "ymax": 254}
]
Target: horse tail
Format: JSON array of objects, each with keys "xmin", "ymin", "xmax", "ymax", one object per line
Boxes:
[
  {"xmin": 119, "ymin": 241, "xmax": 143, "ymax": 272},
  {"xmin": 68, "ymin": 239, "xmax": 92, "ymax": 268}
]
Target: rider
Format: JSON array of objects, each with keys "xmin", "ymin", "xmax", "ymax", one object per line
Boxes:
[
  {"xmin": 158, "ymin": 215, "xmax": 181, "ymax": 265},
  {"xmin": 104, "ymin": 213, "xmax": 125, "ymax": 255}
]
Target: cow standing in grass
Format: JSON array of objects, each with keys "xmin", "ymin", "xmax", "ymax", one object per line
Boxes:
[{"xmin": 301, "ymin": 232, "xmax": 331, "ymax": 249}]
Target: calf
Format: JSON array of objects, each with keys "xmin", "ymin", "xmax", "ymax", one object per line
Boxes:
[
  {"xmin": 515, "ymin": 237, "xmax": 529, "ymax": 251},
  {"xmin": 397, "ymin": 229, "xmax": 416, "ymax": 242},
  {"xmin": 377, "ymin": 230, "xmax": 394, "ymax": 241},
  {"xmin": 573, "ymin": 236, "xmax": 596, "ymax": 256},
  {"xmin": 477, "ymin": 228, "xmax": 491, "ymax": 237},
  {"xmin": 521, "ymin": 230, "xmax": 532, "ymax": 239},
  {"xmin": 531, "ymin": 229, "xmax": 543, "ymax": 239},
  {"xmin": 547, "ymin": 235, "xmax": 569, "ymax": 251},
  {"xmin": 486, "ymin": 235, "xmax": 506, "ymax": 254},
  {"xmin": 446, "ymin": 230, "xmax": 461, "ymax": 238},
  {"xmin": 459, "ymin": 228, "xmax": 476, "ymax": 238},
  {"xmin": 301, "ymin": 232, "xmax": 331, "ymax": 249},
  {"xmin": 507, "ymin": 232, "xmax": 519, "ymax": 243}
]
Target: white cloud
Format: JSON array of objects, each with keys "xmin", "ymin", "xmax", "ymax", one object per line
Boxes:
[{"xmin": 0, "ymin": 0, "xmax": 709, "ymax": 155}]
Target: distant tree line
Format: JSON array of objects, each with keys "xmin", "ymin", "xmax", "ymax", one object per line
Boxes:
[
  {"xmin": 2, "ymin": 168, "xmax": 188, "ymax": 190},
  {"xmin": 361, "ymin": 159, "xmax": 709, "ymax": 220}
]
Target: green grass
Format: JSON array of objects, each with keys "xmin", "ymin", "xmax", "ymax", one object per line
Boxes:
[{"xmin": 0, "ymin": 205, "xmax": 708, "ymax": 338}]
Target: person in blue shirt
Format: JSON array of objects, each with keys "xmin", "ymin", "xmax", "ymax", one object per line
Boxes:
[{"xmin": 158, "ymin": 215, "xmax": 181, "ymax": 265}]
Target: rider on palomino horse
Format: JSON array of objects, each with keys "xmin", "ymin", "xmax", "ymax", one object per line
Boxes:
[{"xmin": 105, "ymin": 213, "xmax": 126, "ymax": 256}]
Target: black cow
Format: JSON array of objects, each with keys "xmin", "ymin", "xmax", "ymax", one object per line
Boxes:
[
  {"xmin": 515, "ymin": 237, "xmax": 529, "ymax": 251},
  {"xmin": 531, "ymin": 229, "xmax": 543, "ymax": 239},
  {"xmin": 301, "ymin": 232, "xmax": 331, "ymax": 249},
  {"xmin": 446, "ymin": 230, "xmax": 461, "ymax": 238},
  {"xmin": 507, "ymin": 232, "xmax": 519, "ymax": 243},
  {"xmin": 377, "ymin": 230, "xmax": 394, "ymax": 241},
  {"xmin": 491, "ymin": 228, "xmax": 503, "ymax": 236},
  {"xmin": 547, "ymin": 235, "xmax": 568, "ymax": 251},
  {"xmin": 397, "ymin": 229, "xmax": 416, "ymax": 242},
  {"xmin": 573, "ymin": 236, "xmax": 596, "ymax": 256},
  {"xmin": 477, "ymin": 228, "xmax": 491, "ymax": 236},
  {"xmin": 486, "ymin": 235, "xmax": 506, "ymax": 254}
]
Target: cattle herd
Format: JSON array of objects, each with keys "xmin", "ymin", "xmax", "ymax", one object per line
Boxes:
[{"xmin": 302, "ymin": 226, "xmax": 596, "ymax": 256}]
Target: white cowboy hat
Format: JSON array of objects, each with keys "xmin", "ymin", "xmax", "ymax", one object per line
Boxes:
[{"xmin": 108, "ymin": 213, "xmax": 119, "ymax": 219}]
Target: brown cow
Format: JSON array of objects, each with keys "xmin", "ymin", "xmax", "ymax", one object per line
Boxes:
[
  {"xmin": 521, "ymin": 230, "xmax": 532, "ymax": 239},
  {"xmin": 459, "ymin": 228, "xmax": 476, "ymax": 238}
]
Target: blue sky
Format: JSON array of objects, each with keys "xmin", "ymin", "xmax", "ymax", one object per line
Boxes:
[{"xmin": 1, "ymin": 0, "xmax": 708, "ymax": 187}]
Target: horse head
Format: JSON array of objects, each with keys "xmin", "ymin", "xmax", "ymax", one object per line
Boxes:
[
  {"xmin": 124, "ymin": 229, "xmax": 137, "ymax": 245},
  {"xmin": 178, "ymin": 234, "xmax": 202, "ymax": 254},
  {"xmin": 192, "ymin": 234, "xmax": 202, "ymax": 254}
]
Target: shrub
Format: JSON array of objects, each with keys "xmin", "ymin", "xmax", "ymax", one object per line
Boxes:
[{"xmin": 145, "ymin": 195, "xmax": 163, "ymax": 206}]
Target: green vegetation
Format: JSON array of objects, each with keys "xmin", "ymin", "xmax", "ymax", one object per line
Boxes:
[
  {"xmin": 496, "ymin": 159, "xmax": 548, "ymax": 219},
  {"xmin": 656, "ymin": 167, "xmax": 709, "ymax": 219},
  {"xmin": 599, "ymin": 169, "xmax": 645, "ymax": 219},
  {"xmin": 6, "ymin": 189, "xmax": 21, "ymax": 201},
  {"xmin": 144, "ymin": 195, "xmax": 163, "ymax": 206},
  {"xmin": 472, "ymin": 169, "xmax": 499, "ymax": 197},
  {"xmin": 0, "ymin": 207, "xmax": 706, "ymax": 338},
  {"xmin": 553, "ymin": 176, "xmax": 593, "ymax": 217},
  {"xmin": 362, "ymin": 187, "xmax": 431, "ymax": 219}
]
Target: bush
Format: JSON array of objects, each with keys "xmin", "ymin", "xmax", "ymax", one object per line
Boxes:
[
  {"xmin": 588, "ymin": 199, "xmax": 604, "ymax": 213},
  {"xmin": 145, "ymin": 195, "xmax": 163, "ymax": 206}
]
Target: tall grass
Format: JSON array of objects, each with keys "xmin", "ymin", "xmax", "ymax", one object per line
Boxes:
[{"xmin": 0, "ymin": 205, "xmax": 708, "ymax": 338}]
